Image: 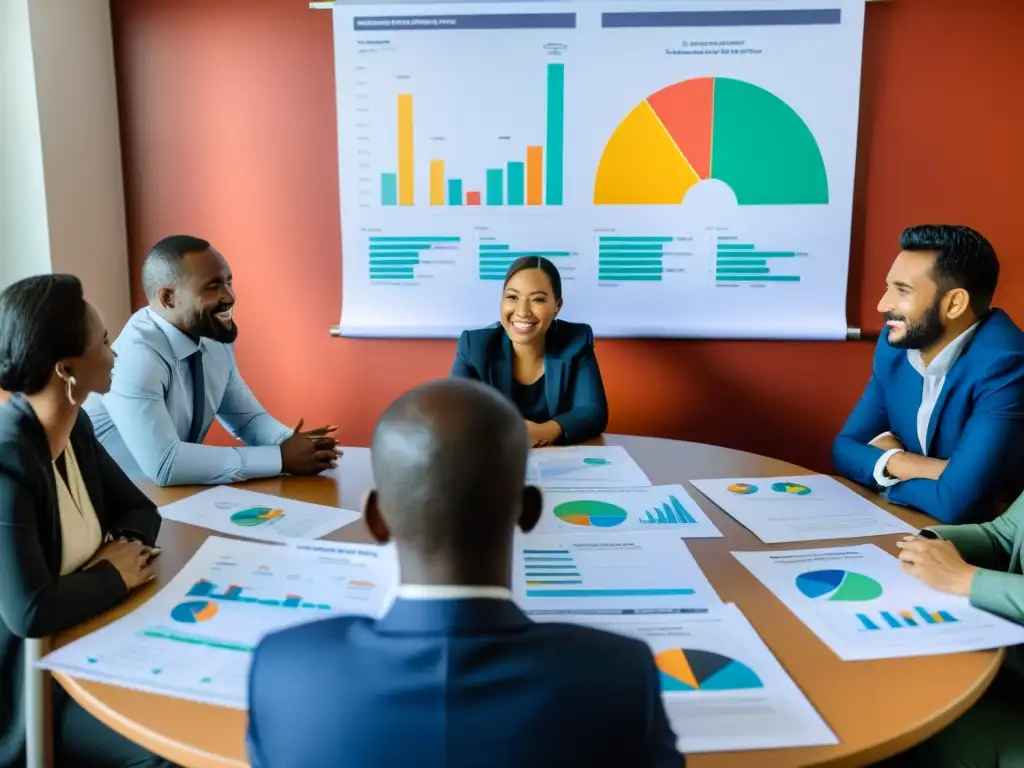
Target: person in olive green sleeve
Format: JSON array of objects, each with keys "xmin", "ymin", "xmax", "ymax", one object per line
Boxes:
[{"xmin": 886, "ymin": 494, "xmax": 1024, "ymax": 767}]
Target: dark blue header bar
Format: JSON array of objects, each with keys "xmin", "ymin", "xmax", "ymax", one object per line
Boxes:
[
  {"xmin": 354, "ymin": 13, "xmax": 576, "ymax": 31},
  {"xmin": 602, "ymin": 9, "xmax": 841, "ymax": 28}
]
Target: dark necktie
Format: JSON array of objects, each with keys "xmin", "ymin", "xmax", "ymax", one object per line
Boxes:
[{"xmin": 188, "ymin": 348, "xmax": 206, "ymax": 443}]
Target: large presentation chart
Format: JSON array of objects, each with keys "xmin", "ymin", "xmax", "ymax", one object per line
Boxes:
[
  {"xmin": 37, "ymin": 537, "xmax": 399, "ymax": 708},
  {"xmin": 332, "ymin": 0, "xmax": 865, "ymax": 338}
]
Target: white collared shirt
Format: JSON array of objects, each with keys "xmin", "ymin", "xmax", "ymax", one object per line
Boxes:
[
  {"xmin": 396, "ymin": 584, "xmax": 513, "ymax": 601},
  {"xmin": 873, "ymin": 321, "xmax": 980, "ymax": 487}
]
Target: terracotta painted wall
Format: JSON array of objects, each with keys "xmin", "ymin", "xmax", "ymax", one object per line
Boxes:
[{"xmin": 109, "ymin": 0, "xmax": 1024, "ymax": 473}]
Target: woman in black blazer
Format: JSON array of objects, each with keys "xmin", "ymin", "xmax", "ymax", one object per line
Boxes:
[
  {"xmin": 0, "ymin": 275, "xmax": 170, "ymax": 767},
  {"xmin": 451, "ymin": 256, "xmax": 609, "ymax": 447}
]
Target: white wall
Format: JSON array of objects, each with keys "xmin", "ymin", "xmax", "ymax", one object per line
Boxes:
[
  {"xmin": 0, "ymin": 0, "xmax": 132, "ymax": 333},
  {"xmin": 0, "ymin": 0, "xmax": 53, "ymax": 287}
]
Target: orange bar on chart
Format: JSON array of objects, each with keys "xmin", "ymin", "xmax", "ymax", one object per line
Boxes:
[
  {"xmin": 466, "ymin": 191, "xmax": 481, "ymax": 205},
  {"xmin": 526, "ymin": 145, "xmax": 543, "ymax": 205},
  {"xmin": 429, "ymin": 160, "xmax": 445, "ymax": 205},
  {"xmin": 397, "ymin": 95, "xmax": 414, "ymax": 205}
]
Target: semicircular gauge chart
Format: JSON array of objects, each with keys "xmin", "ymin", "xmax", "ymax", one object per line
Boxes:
[
  {"xmin": 594, "ymin": 77, "xmax": 828, "ymax": 206},
  {"xmin": 655, "ymin": 648, "xmax": 764, "ymax": 692}
]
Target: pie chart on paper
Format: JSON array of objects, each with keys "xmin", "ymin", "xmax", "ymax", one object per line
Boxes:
[
  {"xmin": 553, "ymin": 499, "xmax": 628, "ymax": 528},
  {"xmin": 727, "ymin": 483, "xmax": 758, "ymax": 495},
  {"xmin": 796, "ymin": 569, "xmax": 883, "ymax": 601},
  {"xmin": 230, "ymin": 506, "xmax": 285, "ymax": 527},
  {"xmin": 655, "ymin": 648, "xmax": 764, "ymax": 692}
]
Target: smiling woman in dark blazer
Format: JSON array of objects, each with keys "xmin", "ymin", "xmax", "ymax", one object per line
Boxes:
[
  {"xmin": 451, "ymin": 256, "xmax": 609, "ymax": 446},
  {"xmin": 0, "ymin": 275, "xmax": 170, "ymax": 768}
]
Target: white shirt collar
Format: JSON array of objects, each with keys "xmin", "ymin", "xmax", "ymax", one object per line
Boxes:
[
  {"xmin": 145, "ymin": 307, "xmax": 200, "ymax": 361},
  {"xmin": 907, "ymin": 320, "xmax": 980, "ymax": 377},
  {"xmin": 396, "ymin": 584, "xmax": 513, "ymax": 601}
]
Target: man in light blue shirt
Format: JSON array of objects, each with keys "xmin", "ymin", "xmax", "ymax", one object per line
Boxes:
[{"xmin": 84, "ymin": 235, "xmax": 339, "ymax": 486}]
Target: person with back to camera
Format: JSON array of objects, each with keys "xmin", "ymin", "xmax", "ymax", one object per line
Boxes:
[
  {"xmin": 0, "ymin": 275, "xmax": 172, "ymax": 767},
  {"xmin": 451, "ymin": 255, "xmax": 609, "ymax": 447},
  {"xmin": 246, "ymin": 377, "xmax": 683, "ymax": 768}
]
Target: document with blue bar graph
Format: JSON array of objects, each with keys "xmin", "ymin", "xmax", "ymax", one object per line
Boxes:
[
  {"xmin": 36, "ymin": 537, "xmax": 399, "ymax": 707},
  {"xmin": 529, "ymin": 484, "xmax": 721, "ymax": 538},
  {"xmin": 332, "ymin": 0, "xmax": 865, "ymax": 338},
  {"xmin": 732, "ymin": 544, "xmax": 1024, "ymax": 661},
  {"xmin": 512, "ymin": 531, "xmax": 721, "ymax": 613}
]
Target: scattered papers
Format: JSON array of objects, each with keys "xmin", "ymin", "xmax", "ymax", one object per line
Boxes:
[
  {"xmin": 526, "ymin": 446, "xmax": 651, "ymax": 489},
  {"xmin": 690, "ymin": 474, "xmax": 915, "ymax": 543},
  {"xmin": 529, "ymin": 485, "xmax": 721, "ymax": 538},
  {"xmin": 733, "ymin": 544, "xmax": 1024, "ymax": 660},
  {"xmin": 158, "ymin": 486, "xmax": 359, "ymax": 543},
  {"xmin": 532, "ymin": 605, "xmax": 836, "ymax": 753},
  {"xmin": 38, "ymin": 536, "xmax": 398, "ymax": 708},
  {"xmin": 513, "ymin": 531, "xmax": 721, "ymax": 613}
]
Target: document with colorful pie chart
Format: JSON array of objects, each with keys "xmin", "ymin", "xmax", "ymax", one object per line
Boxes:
[
  {"xmin": 526, "ymin": 446, "xmax": 651, "ymax": 489},
  {"xmin": 733, "ymin": 544, "xmax": 1024, "ymax": 660},
  {"xmin": 532, "ymin": 604, "xmax": 836, "ymax": 752},
  {"xmin": 690, "ymin": 474, "xmax": 915, "ymax": 543},
  {"xmin": 157, "ymin": 486, "xmax": 360, "ymax": 543},
  {"xmin": 531, "ymin": 485, "xmax": 721, "ymax": 538},
  {"xmin": 37, "ymin": 536, "xmax": 399, "ymax": 707}
]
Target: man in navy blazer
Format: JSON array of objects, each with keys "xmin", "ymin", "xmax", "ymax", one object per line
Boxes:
[
  {"xmin": 246, "ymin": 378, "xmax": 683, "ymax": 768},
  {"xmin": 833, "ymin": 225, "xmax": 1024, "ymax": 524}
]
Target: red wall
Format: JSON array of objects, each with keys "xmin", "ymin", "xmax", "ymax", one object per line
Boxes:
[{"xmin": 109, "ymin": 0, "xmax": 1024, "ymax": 473}]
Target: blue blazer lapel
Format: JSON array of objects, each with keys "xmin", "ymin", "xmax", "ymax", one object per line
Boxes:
[
  {"xmin": 544, "ymin": 355, "xmax": 565, "ymax": 416},
  {"xmin": 489, "ymin": 333, "xmax": 514, "ymax": 397},
  {"xmin": 925, "ymin": 362, "xmax": 968, "ymax": 454}
]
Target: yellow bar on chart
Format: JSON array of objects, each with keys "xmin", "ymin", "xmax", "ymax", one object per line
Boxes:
[
  {"xmin": 397, "ymin": 94, "xmax": 414, "ymax": 205},
  {"xmin": 429, "ymin": 160, "xmax": 445, "ymax": 206},
  {"xmin": 526, "ymin": 145, "xmax": 543, "ymax": 205}
]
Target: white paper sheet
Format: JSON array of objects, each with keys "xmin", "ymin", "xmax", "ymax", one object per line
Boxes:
[
  {"xmin": 526, "ymin": 446, "xmax": 651, "ymax": 488},
  {"xmin": 690, "ymin": 474, "xmax": 915, "ymax": 543},
  {"xmin": 37, "ymin": 536, "xmax": 398, "ymax": 708},
  {"xmin": 158, "ymin": 486, "xmax": 359, "ymax": 542},
  {"xmin": 513, "ymin": 531, "xmax": 720, "ymax": 613},
  {"xmin": 531, "ymin": 604, "xmax": 836, "ymax": 753},
  {"xmin": 529, "ymin": 485, "xmax": 721, "ymax": 538},
  {"xmin": 733, "ymin": 544, "xmax": 1024, "ymax": 660}
]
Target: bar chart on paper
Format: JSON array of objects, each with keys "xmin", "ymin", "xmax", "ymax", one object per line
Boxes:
[
  {"xmin": 366, "ymin": 235, "xmax": 462, "ymax": 282},
  {"xmin": 477, "ymin": 230, "xmax": 577, "ymax": 281},
  {"xmin": 856, "ymin": 607, "xmax": 959, "ymax": 631}
]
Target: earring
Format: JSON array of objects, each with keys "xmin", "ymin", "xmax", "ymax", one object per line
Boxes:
[{"xmin": 55, "ymin": 365, "xmax": 77, "ymax": 405}]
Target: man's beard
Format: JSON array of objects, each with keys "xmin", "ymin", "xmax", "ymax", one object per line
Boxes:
[
  {"xmin": 885, "ymin": 303, "xmax": 943, "ymax": 350},
  {"xmin": 195, "ymin": 310, "xmax": 239, "ymax": 344}
]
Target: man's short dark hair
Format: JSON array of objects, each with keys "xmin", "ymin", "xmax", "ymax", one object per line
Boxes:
[
  {"xmin": 899, "ymin": 225, "xmax": 999, "ymax": 315},
  {"xmin": 140, "ymin": 234, "xmax": 211, "ymax": 300},
  {"xmin": 0, "ymin": 274, "xmax": 88, "ymax": 395}
]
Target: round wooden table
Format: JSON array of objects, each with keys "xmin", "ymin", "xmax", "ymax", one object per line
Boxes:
[{"xmin": 52, "ymin": 435, "xmax": 1002, "ymax": 768}]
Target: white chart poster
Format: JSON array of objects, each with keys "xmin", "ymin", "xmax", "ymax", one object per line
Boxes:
[
  {"xmin": 158, "ymin": 486, "xmax": 360, "ymax": 543},
  {"xmin": 532, "ymin": 605, "xmax": 836, "ymax": 753},
  {"xmin": 526, "ymin": 445, "xmax": 651, "ymax": 488},
  {"xmin": 38, "ymin": 537, "xmax": 398, "ymax": 708},
  {"xmin": 513, "ymin": 531, "xmax": 721, "ymax": 612},
  {"xmin": 733, "ymin": 544, "xmax": 1024, "ymax": 661},
  {"xmin": 690, "ymin": 474, "xmax": 915, "ymax": 543},
  {"xmin": 529, "ymin": 485, "xmax": 721, "ymax": 538},
  {"xmin": 332, "ymin": 0, "xmax": 865, "ymax": 338}
]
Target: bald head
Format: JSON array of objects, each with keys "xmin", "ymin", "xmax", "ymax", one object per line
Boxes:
[{"xmin": 368, "ymin": 378, "xmax": 537, "ymax": 562}]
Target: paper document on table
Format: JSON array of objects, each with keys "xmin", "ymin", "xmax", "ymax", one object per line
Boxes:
[
  {"xmin": 513, "ymin": 531, "xmax": 720, "ymax": 613},
  {"xmin": 317, "ymin": 445, "xmax": 372, "ymax": 485},
  {"xmin": 526, "ymin": 446, "xmax": 651, "ymax": 488},
  {"xmin": 528, "ymin": 485, "xmax": 721, "ymax": 538},
  {"xmin": 158, "ymin": 486, "xmax": 359, "ymax": 542},
  {"xmin": 733, "ymin": 544, "xmax": 1024, "ymax": 661},
  {"xmin": 690, "ymin": 474, "xmax": 915, "ymax": 543},
  {"xmin": 531, "ymin": 604, "xmax": 837, "ymax": 753},
  {"xmin": 37, "ymin": 536, "xmax": 398, "ymax": 708}
]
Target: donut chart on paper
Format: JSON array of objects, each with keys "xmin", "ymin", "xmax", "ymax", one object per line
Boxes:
[{"xmin": 594, "ymin": 77, "xmax": 828, "ymax": 206}]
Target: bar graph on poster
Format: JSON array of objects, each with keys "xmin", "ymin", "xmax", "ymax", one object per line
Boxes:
[{"xmin": 332, "ymin": 1, "xmax": 866, "ymax": 338}]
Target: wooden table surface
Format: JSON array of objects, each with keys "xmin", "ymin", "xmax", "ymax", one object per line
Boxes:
[{"xmin": 52, "ymin": 435, "xmax": 1001, "ymax": 768}]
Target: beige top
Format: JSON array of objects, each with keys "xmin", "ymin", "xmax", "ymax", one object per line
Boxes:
[{"xmin": 55, "ymin": 442, "xmax": 103, "ymax": 575}]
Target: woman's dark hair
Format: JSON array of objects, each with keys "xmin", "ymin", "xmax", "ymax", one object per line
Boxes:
[
  {"xmin": 503, "ymin": 256, "xmax": 563, "ymax": 304},
  {"xmin": 0, "ymin": 274, "xmax": 89, "ymax": 394}
]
